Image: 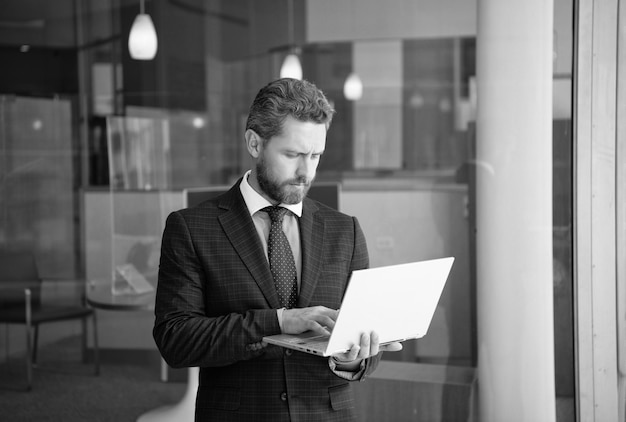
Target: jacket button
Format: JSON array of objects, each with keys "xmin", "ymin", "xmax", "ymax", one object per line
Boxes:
[
  {"xmin": 280, "ymin": 392, "xmax": 288, "ymax": 401},
  {"xmin": 285, "ymin": 349, "xmax": 292, "ymax": 356}
]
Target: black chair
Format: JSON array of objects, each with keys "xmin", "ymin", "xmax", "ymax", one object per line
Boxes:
[{"xmin": 0, "ymin": 250, "xmax": 100, "ymax": 390}]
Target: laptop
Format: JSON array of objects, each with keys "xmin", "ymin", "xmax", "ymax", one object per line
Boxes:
[{"xmin": 262, "ymin": 256, "xmax": 455, "ymax": 357}]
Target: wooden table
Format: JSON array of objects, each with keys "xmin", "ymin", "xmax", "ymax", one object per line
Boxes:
[{"xmin": 86, "ymin": 281, "xmax": 156, "ymax": 311}]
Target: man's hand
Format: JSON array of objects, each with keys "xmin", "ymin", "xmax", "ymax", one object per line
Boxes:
[
  {"xmin": 331, "ymin": 331, "xmax": 403, "ymax": 369},
  {"xmin": 281, "ymin": 306, "xmax": 339, "ymax": 336}
]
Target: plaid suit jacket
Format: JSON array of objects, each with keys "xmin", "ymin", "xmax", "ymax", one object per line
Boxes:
[{"xmin": 154, "ymin": 181, "xmax": 380, "ymax": 422}]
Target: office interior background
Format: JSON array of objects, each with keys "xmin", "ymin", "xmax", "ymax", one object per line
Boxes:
[{"xmin": 0, "ymin": 0, "xmax": 624, "ymax": 421}]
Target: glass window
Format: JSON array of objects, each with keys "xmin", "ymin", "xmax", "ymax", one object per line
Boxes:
[{"xmin": 0, "ymin": 0, "xmax": 575, "ymax": 420}]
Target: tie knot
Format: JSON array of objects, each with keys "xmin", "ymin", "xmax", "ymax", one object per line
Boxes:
[{"xmin": 263, "ymin": 206, "xmax": 288, "ymax": 223}]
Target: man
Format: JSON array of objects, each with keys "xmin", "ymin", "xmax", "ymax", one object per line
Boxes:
[{"xmin": 154, "ymin": 78, "xmax": 400, "ymax": 421}]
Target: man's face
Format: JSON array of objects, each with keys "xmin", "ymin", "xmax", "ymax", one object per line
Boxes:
[{"xmin": 254, "ymin": 116, "xmax": 326, "ymax": 204}]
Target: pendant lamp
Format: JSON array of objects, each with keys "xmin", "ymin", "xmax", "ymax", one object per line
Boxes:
[
  {"xmin": 128, "ymin": 0, "xmax": 158, "ymax": 60},
  {"xmin": 279, "ymin": 0, "xmax": 302, "ymax": 79},
  {"xmin": 280, "ymin": 52, "xmax": 302, "ymax": 80},
  {"xmin": 343, "ymin": 72, "xmax": 363, "ymax": 101}
]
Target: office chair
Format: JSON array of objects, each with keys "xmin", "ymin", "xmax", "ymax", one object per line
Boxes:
[{"xmin": 0, "ymin": 249, "xmax": 100, "ymax": 390}]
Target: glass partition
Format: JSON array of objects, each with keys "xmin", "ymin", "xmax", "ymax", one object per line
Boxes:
[
  {"xmin": 103, "ymin": 1, "xmax": 571, "ymax": 419},
  {"xmin": 106, "ymin": 116, "xmax": 178, "ymax": 295},
  {"xmin": 0, "ymin": 95, "xmax": 78, "ymax": 278},
  {"xmin": 0, "ymin": 0, "xmax": 576, "ymax": 420}
]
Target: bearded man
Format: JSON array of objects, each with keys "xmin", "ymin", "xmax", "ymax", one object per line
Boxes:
[{"xmin": 154, "ymin": 78, "xmax": 400, "ymax": 422}]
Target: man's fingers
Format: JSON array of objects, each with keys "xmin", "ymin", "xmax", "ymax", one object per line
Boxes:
[
  {"xmin": 369, "ymin": 331, "xmax": 380, "ymax": 356},
  {"xmin": 331, "ymin": 336, "xmax": 404, "ymax": 364},
  {"xmin": 318, "ymin": 307, "xmax": 339, "ymax": 323},
  {"xmin": 282, "ymin": 306, "xmax": 340, "ymax": 335},
  {"xmin": 307, "ymin": 321, "xmax": 331, "ymax": 336},
  {"xmin": 316, "ymin": 314, "xmax": 336, "ymax": 331},
  {"xmin": 358, "ymin": 332, "xmax": 371, "ymax": 359},
  {"xmin": 381, "ymin": 341, "xmax": 403, "ymax": 352},
  {"xmin": 307, "ymin": 307, "xmax": 338, "ymax": 332},
  {"xmin": 347, "ymin": 344, "xmax": 360, "ymax": 361}
]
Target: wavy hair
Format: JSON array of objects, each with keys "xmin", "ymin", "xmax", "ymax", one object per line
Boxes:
[{"xmin": 245, "ymin": 78, "xmax": 335, "ymax": 142}]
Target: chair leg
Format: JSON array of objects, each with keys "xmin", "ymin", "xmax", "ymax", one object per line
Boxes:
[
  {"xmin": 81, "ymin": 317, "xmax": 87, "ymax": 363},
  {"xmin": 32, "ymin": 325, "xmax": 39, "ymax": 366},
  {"xmin": 92, "ymin": 312, "xmax": 100, "ymax": 375},
  {"xmin": 24, "ymin": 323, "xmax": 33, "ymax": 391},
  {"xmin": 25, "ymin": 289, "xmax": 33, "ymax": 391}
]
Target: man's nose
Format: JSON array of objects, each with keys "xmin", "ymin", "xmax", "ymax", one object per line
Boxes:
[{"xmin": 296, "ymin": 156, "xmax": 316, "ymax": 179}]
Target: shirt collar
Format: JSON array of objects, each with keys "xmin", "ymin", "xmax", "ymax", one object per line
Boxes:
[{"xmin": 239, "ymin": 170, "xmax": 303, "ymax": 217}]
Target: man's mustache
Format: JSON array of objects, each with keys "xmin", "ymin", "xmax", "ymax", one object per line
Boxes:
[{"xmin": 285, "ymin": 177, "xmax": 310, "ymax": 186}]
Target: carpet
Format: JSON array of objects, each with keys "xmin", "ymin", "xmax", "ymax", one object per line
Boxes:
[{"xmin": 0, "ymin": 337, "xmax": 186, "ymax": 422}]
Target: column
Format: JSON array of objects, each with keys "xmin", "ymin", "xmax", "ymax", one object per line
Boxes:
[{"xmin": 475, "ymin": 0, "xmax": 555, "ymax": 420}]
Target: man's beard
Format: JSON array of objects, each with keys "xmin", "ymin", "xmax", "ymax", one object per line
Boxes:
[{"xmin": 256, "ymin": 156, "xmax": 313, "ymax": 205}]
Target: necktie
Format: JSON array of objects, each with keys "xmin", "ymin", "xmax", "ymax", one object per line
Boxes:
[{"xmin": 263, "ymin": 206, "xmax": 298, "ymax": 309}]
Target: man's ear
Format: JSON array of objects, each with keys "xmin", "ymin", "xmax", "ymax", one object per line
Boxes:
[{"xmin": 245, "ymin": 129, "xmax": 262, "ymax": 158}]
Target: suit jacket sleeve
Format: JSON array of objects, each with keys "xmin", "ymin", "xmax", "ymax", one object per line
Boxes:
[{"xmin": 153, "ymin": 210, "xmax": 282, "ymax": 368}]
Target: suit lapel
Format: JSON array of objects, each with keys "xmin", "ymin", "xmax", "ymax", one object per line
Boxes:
[
  {"xmin": 297, "ymin": 199, "xmax": 324, "ymax": 308},
  {"xmin": 217, "ymin": 183, "xmax": 281, "ymax": 309}
]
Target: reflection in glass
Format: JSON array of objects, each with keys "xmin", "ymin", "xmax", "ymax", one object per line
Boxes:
[
  {"xmin": 0, "ymin": 96, "xmax": 77, "ymax": 278},
  {"xmin": 106, "ymin": 117, "xmax": 178, "ymax": 295}
]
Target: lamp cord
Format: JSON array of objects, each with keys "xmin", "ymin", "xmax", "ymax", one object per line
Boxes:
[{"xmin": 287, "ymin": 0, "xmax": 294, "ymax": 48}]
